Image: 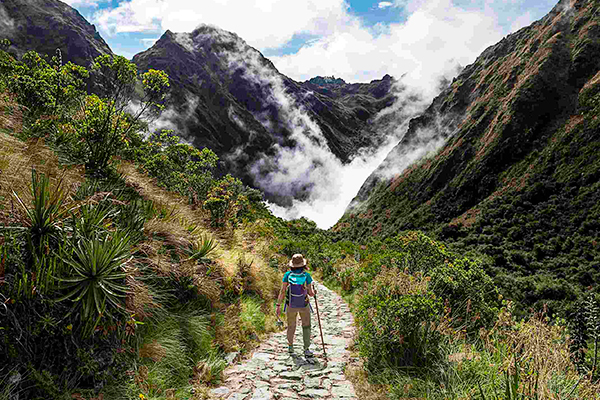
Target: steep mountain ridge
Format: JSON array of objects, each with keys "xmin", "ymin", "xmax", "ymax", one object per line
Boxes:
[
  {"xmin": 334, "ymin": 0, "xmax": 600, "ymax": 312},
  {"xmin": 0, "ymin": 0, "xmax": 112, "ymax": 66},
  {"xmin": 132, "ymin": 25, "xmax": 397, "ymax": 203}
]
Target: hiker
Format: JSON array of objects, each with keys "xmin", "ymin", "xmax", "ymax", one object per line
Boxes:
[{"xmin": 276, "ymin": 253, "xmax": 315, "ymax": 356}]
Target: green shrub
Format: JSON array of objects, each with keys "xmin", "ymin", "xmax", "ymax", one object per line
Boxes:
[
  {"xmin": 204, "ymin": 174, "xmax": 244, "ymax": 227},
  {"xmin": 429, "ymin": 257, "xmax": 500, "ymax": 333},
  {"xmin": 355, "ymin": 267, "xmax": 444, "ymax": 372}
]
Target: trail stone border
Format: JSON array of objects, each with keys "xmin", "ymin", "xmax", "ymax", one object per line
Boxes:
[{"xmin": 210, "ymin": 282, "xmax": 359, "ymax": 400}]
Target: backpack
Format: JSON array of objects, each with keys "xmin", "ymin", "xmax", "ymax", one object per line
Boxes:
[{"xmin": 285, "ymin": 269, "xmax": 309, "ymax": 309}]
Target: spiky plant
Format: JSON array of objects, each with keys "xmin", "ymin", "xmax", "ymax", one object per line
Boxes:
[
  {"xmin": 184, "ymin": 234, "xmax": 218, "ymax": 263},
  {"xmin": 56, "ymin": 230, "xmax": 131, "ymax": 332},
  {"xmin": 12, "ymin": 169, "xmax": 69, "ymax": 253}
]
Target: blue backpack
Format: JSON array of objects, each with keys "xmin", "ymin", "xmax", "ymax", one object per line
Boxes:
[{"xmin": 286, "ymin": 270, "xmax": 309, "ymax": 309}]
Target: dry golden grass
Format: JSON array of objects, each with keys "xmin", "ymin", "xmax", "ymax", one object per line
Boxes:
[
  {"xmin": 139, "ymin": 340, "xmax": 167, "ymax": 362},
  {"xmin": 0, "ymin": 133, "xmax": 85, "ymax": 226},
  {"xmin": 344, "ymin": 359, "xmax": 389, "ymax": 400},
  {"xmin": 0, "ymin": 91, "xmax": 23, "ymax": 135},
  {"xmin": 481, "ymin": 302, "xmax": 600, "ymax": 399}
]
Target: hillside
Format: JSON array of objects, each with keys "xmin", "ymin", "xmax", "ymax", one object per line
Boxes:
[
  {"xmin": 132, "ymin": 26, "xmax": 397, "ymax": 204},
  {"xmin": 0, "ymin": 0, "xmax": 112, "ymax": 66},
  {"xmin": 333, "ymin": 0, "xmax": 600, "ymax": 314}
]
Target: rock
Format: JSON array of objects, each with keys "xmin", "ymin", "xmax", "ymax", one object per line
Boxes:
[
  {"xmin": 299, "ymin": 389, "xmax": 330, "ymax": 398},
  {"xmin": 331, "ymin": 385, "xmax": 356, "ymax": 398},
  {"xmin": 0, "ymin": 0, "xmax": 112, "ymax": 66},
  {"xmin": 211, "ymin": 387, "xmax": 231, "ymax": 397},
  {"xmin": 250, "ymin": 387, "xmax": 273, "ymax": 400},
  {"xmin": 132, "ymin": 26, "xmax": 396, "ymax": 207},
  {"xmin": 280, "ymin": 371, "xmax": 303, "ymax": 381},
  {"xmin": 252, "ymin": 352, "xmax": 273, "ymax": 362},
  {"xmin": 303, "ymin": 377, "xmax": 321, "ymax": 388}
]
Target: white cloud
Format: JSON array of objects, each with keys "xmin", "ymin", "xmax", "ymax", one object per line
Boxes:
[
  {"xmin": 0, "ymin": 4, "xmax": 15, "ymax": 35},
  {"xmin": 62, "ymin": 0, "xmax": 106, "ymax": 7},
  {"xmin": 93, "ymin": 0, "xmax": 349, "ymax": 48},
  {"xmin": 89, "ymin": 0, "xmax": 557, "ymax": 227},
  {"xmin": 378, "ymin": 1, "xmax": 394, "ymax": 9},
  {"xmin": 140, "ymin": 37, "xmax": 159, "ymax": 47}
]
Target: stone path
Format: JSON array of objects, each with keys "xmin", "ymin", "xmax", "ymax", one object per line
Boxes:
[{"xmin": 210, "ymin": 282, "xmax": 358, "ymax": 400}]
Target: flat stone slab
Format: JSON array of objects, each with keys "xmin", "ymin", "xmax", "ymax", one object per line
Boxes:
[
  {"xmin": 252, "ymin": 352, "xmax": 274, "ymax": 362},
  {"xmin": 300, "ymin": 389, "xmax": 330, "ymax": 398},
  {"xmin": 280, "ymin": 371, "xmax": 303, "ymax": 380},
  {"xmin": 211, "ymin": 387, "xmax": 231, "ymax": 397},
  {"xmin": 250, "ymin": 387, "xmax": 273, "ymax": 400}
]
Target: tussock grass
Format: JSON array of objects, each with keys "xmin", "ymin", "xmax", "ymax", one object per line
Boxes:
[{"xmin": 0, "ymin": 133, "xmax": 84, "ymax": 226}]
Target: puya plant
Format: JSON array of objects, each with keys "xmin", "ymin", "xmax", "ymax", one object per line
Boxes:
[
  {"xmin": 56, "ymin": 230, "xmax": 132, "ymax": 335},
  {"xmin": 12, "ymin": 168, "xmax": 71, "ymax": 256}
]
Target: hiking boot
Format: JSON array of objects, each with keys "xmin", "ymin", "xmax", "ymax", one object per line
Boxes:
[{"xmin": 304, "ymin": 349, "xmax": 313, "ymax": 357}]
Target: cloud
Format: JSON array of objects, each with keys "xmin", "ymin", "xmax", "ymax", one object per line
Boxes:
[
  {"xmin": 62, "ymin": 0, "xmax": 107, "ymax": 7},
  {"xmin": 271, "ymin": 0, "xmax": 507, "ymax": 85},
  {"xmin": 93, "ymin": 0, "xmax": 348, "ymax": 48},
  {"xmin": 378, "ymin": 2, "xmax": 394, "ymax": 9},
  {"xmin": 90, "ymin": 0, "xmax": 557, "ymax": 228},
  {"xmin": 0, "ymin": 4, "xmax": 15, "ymax": 35},
  {"xmin": 140, "ymin": 37, "xmax": 159, "ymax": 47}
]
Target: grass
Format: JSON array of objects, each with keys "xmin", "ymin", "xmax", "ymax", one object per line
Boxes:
[{"xmin": 2, "ymin": 117, "xmax": 283, "ymax": 399}]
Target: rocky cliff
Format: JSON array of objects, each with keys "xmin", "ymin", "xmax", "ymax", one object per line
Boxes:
[
  {"xmin": 334, "ymin": 0, "xmax": 600, "ymax": 313},
  {"xmin": 132, "ymin": 26, "xmax": 397, "ymax": 203},
  {"xmin": 0, "ymin": 0, "xmax": 112, "ymax": 66}
]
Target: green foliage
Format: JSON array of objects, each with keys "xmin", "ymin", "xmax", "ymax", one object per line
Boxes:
[
  {"xmin": 56, "ymin": 231, "xmax": 131, "ymax": 332},
  {"xmin": 204, "ymin": 174, "xmax": 244, "ymax": 227},
  {"xmin": 356, "ymin": 273, "xmax": 444, "ymax": 372},
  {"xmin": 4, "ymin": 50, "xmax": 88, "ymax": 123},
  {"xmin": 429, "ymin": 258, "xmax": 500, "ymax": 332},
  {"xmin": 12, "ymin": 169, "xmax": 69, "ymax": 254},
  {"xmin": 137, "ymin": 129, "xmax": 218, "ymax": 204},
  {"xmin": 239, "ymin": 296, "xmax": 266, "ymax": 334},
  {"xmin": 185, "ymin": 234, "xmax": 218, "ymax": 263}
]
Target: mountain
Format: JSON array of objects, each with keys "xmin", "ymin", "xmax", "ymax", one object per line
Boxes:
[
  {"xmin": 333, "ymin": 0, "xmax": 600, "ymax": 313},
  {"xmin": 0, "ymin": 0, "xmax": 112, "ymax": 66},
  {"xmin": 132, "ymin": 26, "xmax": 396, "ymax": 204}
]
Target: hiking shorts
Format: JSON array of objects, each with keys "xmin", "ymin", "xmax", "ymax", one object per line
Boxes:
[{"xmin": 286, "ymin": 305, "xmax": 311, "ymax": 344}]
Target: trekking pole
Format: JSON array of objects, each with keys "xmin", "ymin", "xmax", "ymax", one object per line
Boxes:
[{"xmin": 313, "ymin": 289, "xmax": 327, "ymax": 358}]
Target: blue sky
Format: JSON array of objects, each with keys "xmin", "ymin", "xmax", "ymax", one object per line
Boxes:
[{"xmin": 64, "ymin": 0, "xmax": 558, "ymax": 83}]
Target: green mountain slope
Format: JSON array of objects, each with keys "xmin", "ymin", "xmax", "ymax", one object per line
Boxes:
[{"xmin": 333, "ymin": 0, "xmax": 600, "ymax": 314}]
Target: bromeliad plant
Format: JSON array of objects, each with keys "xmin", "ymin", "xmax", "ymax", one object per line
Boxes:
[
  {"xmin": 56, "ymin": 230, "xmax": 132, "ymax": 333},
  {"xmin": 12, "ymin": 168, "xmax": 71, "ymax": 255}
]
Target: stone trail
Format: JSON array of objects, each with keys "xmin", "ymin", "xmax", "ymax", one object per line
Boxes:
[{"xmin": 210, "ymin": 282, "xmax": 358, "ymax": 400}]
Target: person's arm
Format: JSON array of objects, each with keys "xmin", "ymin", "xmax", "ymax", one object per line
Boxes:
[
  {"xmin": 307, "ymin": 282, "xmax": 315, "ymax": 297},
  {"xmin": 276, "ymin": 282, "xmax": 288, "ymax": 315}
]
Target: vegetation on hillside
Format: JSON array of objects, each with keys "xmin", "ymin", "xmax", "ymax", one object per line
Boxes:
[
  {"xmin": 2, "ymin": 36, "xmax": 600, "ymax": 400},
  {"xmin": 331, "ymin": 0, "xmax": 600, "ymax": 320},
  {"xmin": 0, "ymin": 42, "xmax": 279, "ymax": 400},
  {"xmin": 269, "ymin": 221, "xmax": 600, "ymax": 399}
]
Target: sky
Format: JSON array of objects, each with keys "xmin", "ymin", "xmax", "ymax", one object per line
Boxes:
[{"xmin": 67, "ymin": 0, "xmax": 559, "ymax": 84}]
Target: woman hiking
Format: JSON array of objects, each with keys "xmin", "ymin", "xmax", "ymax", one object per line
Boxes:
[{"xmin": 276, "ymin": 254, "xmax": 315, "ymax": 356}]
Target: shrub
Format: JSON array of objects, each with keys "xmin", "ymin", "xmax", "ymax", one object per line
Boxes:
[
  {"xmin": 355, "ymin": 266, "xmax": 444, "ymax": 372},
  {"xmin": 429, "ymin": 258, "xmax": 500, "ymax": 333},
  {"xmin": 203, "ymin": 175, "xmax": 244, "ymax": 227}
]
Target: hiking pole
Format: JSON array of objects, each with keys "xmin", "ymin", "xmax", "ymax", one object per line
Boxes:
[{"xmin": 313, "ymin": 289, "xmax": 327, "ymax": 359}]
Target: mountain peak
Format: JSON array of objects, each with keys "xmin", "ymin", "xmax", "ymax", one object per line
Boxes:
[{"xmin": 306, "ymin": 76, "xmax": 347, "ymax": 86}]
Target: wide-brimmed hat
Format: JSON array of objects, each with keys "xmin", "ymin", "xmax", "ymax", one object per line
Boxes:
[{"xmin": 288, "ymin": 253, "xmax": 307, "ymax": 268}]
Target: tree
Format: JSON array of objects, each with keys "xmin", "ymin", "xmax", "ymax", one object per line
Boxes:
[{"xmin": 75, "ymin": 55, "xmax": 170, "ymax": 174}]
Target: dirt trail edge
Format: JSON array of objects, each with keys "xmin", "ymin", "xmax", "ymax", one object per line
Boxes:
[{"xmin": 210, "ymin": 281, "xmax": 359, "ymax": 400}]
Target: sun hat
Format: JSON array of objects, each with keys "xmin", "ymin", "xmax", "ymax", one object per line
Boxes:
[{"xmin": 289, "ymin": 253, "xmax": 307, "ymax": 268}]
